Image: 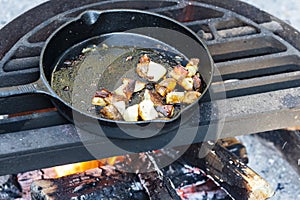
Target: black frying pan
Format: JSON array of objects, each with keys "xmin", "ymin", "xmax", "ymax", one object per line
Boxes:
[{"xmin": 0, "ymin": 10, "xmax": 214, "ymax": 139}]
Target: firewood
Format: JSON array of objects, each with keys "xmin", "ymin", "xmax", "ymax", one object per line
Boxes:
[
  {"xmin": 183, "ymin": 142, "xmax": 274, "ymax": 200},
  {"xmin": 31, "ymin": 167, "xmax": 148, "ymax": 200},
  {"xmin": 31, "ymin": 161, "xmax": 180, "ymax": 200}
]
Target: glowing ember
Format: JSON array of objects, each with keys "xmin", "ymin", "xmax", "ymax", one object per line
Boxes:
[
  {"xmin": 54, "ymin": 160, "xmax": 100, "ymax": 178},
  {"xmin": 53, "ymin": 157, "xmax": 124, "ymax": 178}
]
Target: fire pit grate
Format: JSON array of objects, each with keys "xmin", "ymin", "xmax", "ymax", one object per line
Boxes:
[{"xmin": 1, "ymin": 0, "xmax": 300, "ymax": 175}]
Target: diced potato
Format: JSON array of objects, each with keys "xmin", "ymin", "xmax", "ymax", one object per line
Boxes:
[
  {"xmin": 115, "ymin": 78, "xmax": 135, "ymax": 100},
  {"xmin": 182, "ymin": 91, "xmax": 201, "ymax": 104},
  {"xmin": 100, "ymin": 105, "xmax": 123, "ymax": 120},
  {"xmin": 134, "ymin": 81, "xmax": 146, "ymax": 93},
  {"xmin": 186, "ymin": 65, "xmax": 198, "ymax": 77},
  {"xmin": 136, "ymin": 62, "xmax": 149, "ymax": 79},
  {"xmin": 123, "ymin": 104, "xmax": 139, "ymax": 122},
  {"xmin": 144, "ymin": 89, "xmax": 151, "ymax": 101},
  {"xmin": 169, "ymin": 65, "xmax": 188, "ymax": 81},
  {"xmin": 159, "ymin": 78, "xmax": 177, "ymax": 91},
  {"xmin": 138, "ymin": 100, "xmax": 158, "ymax": 121},
  {"xmin": 186, "ymin": 58, "xmax": 199, "ymax": 77},
  {"xmin": 92, "ymin": 97, "xmax": 107, "ymax": 106},
  {"xmin": 136, "ymin": 55, "xmax": 167, "ymax": 82},
  {"xmin": 115, "ymin": 84, "xmax": 126, "ymax": 97},
  {"xmin": 112, "ymin": 101, "xmax": 126, "ymax": 116},
  {"xmin": 179, "ymin": 77, "xmax": 194, "ymax": 91},
  {"xmin": 155, "ymin": 85, "xmax": 168, "ymax": 97},
  {"xmin": 146, "ymin": 61, "xmax": 167, "ymax": 82},
  {"xmin": 166, "ymin": 92, "xmax": 185, "ymax": 104}
]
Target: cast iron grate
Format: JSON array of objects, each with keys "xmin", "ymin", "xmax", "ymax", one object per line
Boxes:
[{"xmin": 1, "ymin": 0, "xmax": 300, "ymax": 175}]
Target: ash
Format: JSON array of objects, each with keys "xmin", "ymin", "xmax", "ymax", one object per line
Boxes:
[{"xmin": 238, "ymin": 134, "xmax": 300, "ymax": 200}]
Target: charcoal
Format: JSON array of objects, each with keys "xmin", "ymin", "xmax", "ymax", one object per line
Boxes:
[
  {"xmin": 138, "ymin": 172, "xmax": 180, "ymax": 200},
  {"xmin": 161, "ymin": 160, "xmax": 208, "ymax": 188},
  {"xmin": 161, "ymin": 159, "xmax": 230, "ymax": 200}
]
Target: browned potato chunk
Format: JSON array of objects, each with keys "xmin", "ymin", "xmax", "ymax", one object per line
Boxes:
[
  {"xmin": 100, "ymin": 105, "xmax": 123, "ymax": 120},
  {"xmin": 182, "ymin": 91, "xmax": 201, "ymax": 104},
  {"xmin": 178, "ymin": 77, "xmax": 194, "ymax": 91},
  {"xmin": 155, "ymin": 85, "xmax": 168, "ymax": 97},
  {"xmin": 136, "ymin": 54, "xmax": 167, "ymax": 82},
  {"xmin": 169, "ymin": 65, "xmax": 188, "ymax": 81},
  {"xmin": 115, "ymin": 78, "xmax": 136, "ymax": 100},
  {"xmin": 186, "ymin": 58, "xmax": 199, "ymax": 77},
  {"xmin": 139, "ymin": 100, "xmax": 158, "ymax": 121},
  {"xmin": 160, "ymin": 78, "xmax": 176, "ymax": 90},
  {"xmin": 166, "ymin": 92, "xmax": 185, "ymax": 104},
  {"xmin": 92, "ymin": 97, "xmax": 107, "ymax": 106}
]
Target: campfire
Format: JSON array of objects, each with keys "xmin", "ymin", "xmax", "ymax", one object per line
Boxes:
[{"xmin": 1, "ymin": 139, "xmax": 276, "ymax": 200}]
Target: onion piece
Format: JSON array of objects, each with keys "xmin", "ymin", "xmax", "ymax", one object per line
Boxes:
[
  {"xmin": 169, "ymin": 65, "xmax": 188, "ymax": 81},
  {"xmin": 156, "ymin": 105, "xmax": 174, "ymax": 118},
  {"xmin": 193, "ymin": 75, "xmax": 201, "ymax": 91}
]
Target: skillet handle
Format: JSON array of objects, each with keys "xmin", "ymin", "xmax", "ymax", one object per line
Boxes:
[{"xmin": 0, "ymin": 78, "xmax": 50, "ymax": 98}]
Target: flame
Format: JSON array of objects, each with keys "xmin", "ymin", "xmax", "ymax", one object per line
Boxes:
[{"xmin": 53, "ymin": 156, "xmax": 124, "ymax": 178}]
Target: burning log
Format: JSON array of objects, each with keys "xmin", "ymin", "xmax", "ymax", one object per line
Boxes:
[
  {"xmin": 31, "ymin": 162, "xmax": 181, "ymax": 200},
  {"xmin": 31, "ymin": 167, "xmax": 148, "ymax": 200},
  {"xmin": 182, "ymin": 141, "xmax": 275, "ymax": 200}
]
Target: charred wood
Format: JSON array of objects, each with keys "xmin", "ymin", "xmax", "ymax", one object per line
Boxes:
[
  {"xmin": 138, "ymin": 172, "xmax": 180, "ymax": 200},
  {"xmin": 31, "ymin": 167, "xmax": 148, "ymax": 200},
  {"xmin": 183, "ymin": 142, "xmax": 274, "ymax": 200}
]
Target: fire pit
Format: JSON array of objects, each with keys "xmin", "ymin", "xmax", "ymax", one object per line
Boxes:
[{"xmin": 0, "ymin": 0, "xmax": 300, "ymax": 199}]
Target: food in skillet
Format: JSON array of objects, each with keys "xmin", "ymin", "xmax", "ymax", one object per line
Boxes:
[{"xmin": 92, "ymin": 53, "xmax": 202, "ymax": 121}]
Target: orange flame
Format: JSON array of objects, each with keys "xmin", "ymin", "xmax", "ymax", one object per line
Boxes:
[{"xmin": 53, "ymin": 157, "xmax": 124, "ymax": 178}]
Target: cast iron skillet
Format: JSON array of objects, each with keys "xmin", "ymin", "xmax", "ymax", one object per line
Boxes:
[{"xmin": 0, "ymin": 10, "xmax": 214, "ymax": 139}]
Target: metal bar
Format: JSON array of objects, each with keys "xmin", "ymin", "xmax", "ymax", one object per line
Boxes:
[
  {"xmin": 212, "ymin": 71, "xmax": 300, "ymax": 98},
  {"xmin": 1, "ymin": 87, "xmax": 300, "ymax": 175},
  {"xmin": 0, "ymin": 110, "xmax": 68, "ymax": 134}
]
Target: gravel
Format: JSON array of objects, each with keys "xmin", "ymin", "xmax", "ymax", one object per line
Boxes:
[{"xmin": 238, "ymin": 135, "xmax": 300, "ymax": 200}]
